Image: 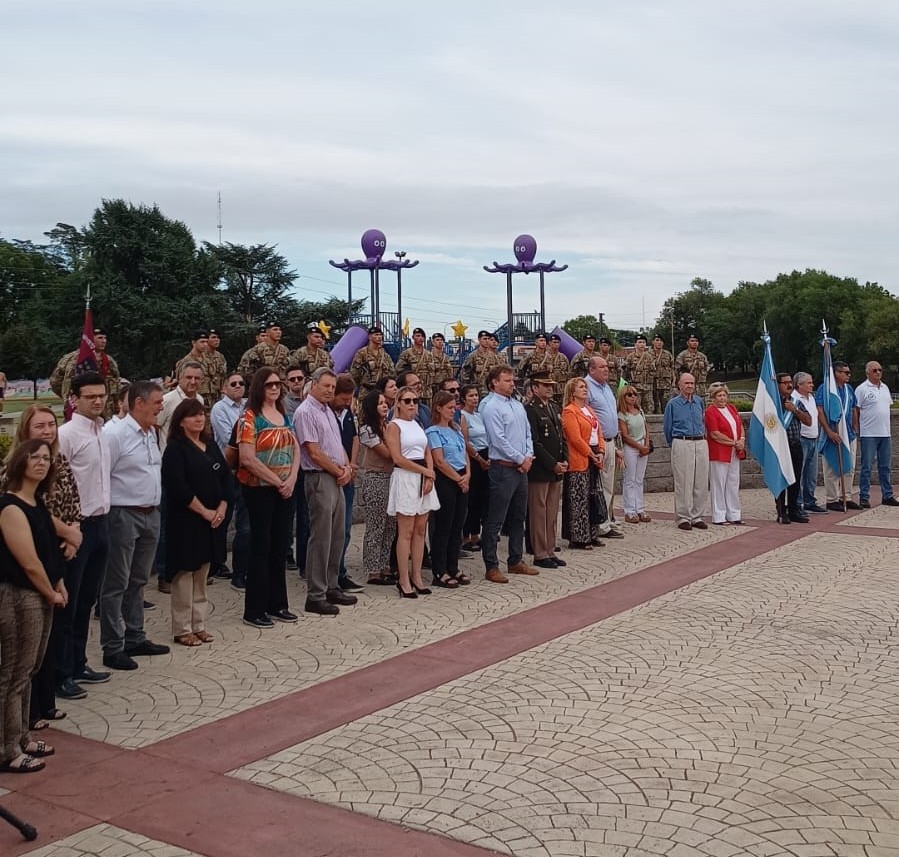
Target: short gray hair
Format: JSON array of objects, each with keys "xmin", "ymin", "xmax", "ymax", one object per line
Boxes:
[
  {"xmin": 793, "ymin": 371, "xmax": 812, "ymax": 386},
  {"xmin": 311, "ymin": 367, "xmax": 336, "ymax": 383}
]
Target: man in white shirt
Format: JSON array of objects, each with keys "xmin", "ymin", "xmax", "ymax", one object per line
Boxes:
[
  {"xmin": 56, "ymin": 371, "xmax": 113, "ymax": 700},
  {"xmin": 791, "ymin": 371, "xmax": 827, "ymax": 513},
  {"xmin": 856, "ymin": 360, "xmax": 897, "ymax": 508},
  {"xmin": 100, "ymin": 381, "xmax": 170, "ymax": 671}
]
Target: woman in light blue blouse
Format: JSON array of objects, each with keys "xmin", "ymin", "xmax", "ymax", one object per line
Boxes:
[
  {"xmin": 460, "ymin": 385, "xmax": 488, "ymax": 551},
  {"xmin": 426, "ymin": 391, "xmax": 471, "ymax": 587}
]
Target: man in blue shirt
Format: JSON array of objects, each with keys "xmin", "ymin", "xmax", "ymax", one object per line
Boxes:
[
  {"xmin": 663, "ymin": 373, "xmax": 709, "ymax": 530},
  {"xmin": 481, "ymin": 365, "xmax": 539, "ymax": 583},
  {"xmin": 585, "ymin": 357, "xmax": 625, "ymax": 538}
]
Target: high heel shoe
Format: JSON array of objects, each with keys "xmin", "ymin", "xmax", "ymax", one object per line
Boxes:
[
  {"xmin": 413, "ymin": 585, "xmax": 432, "ymax": 595},
  {"xmin": 396, "ymin": 583, "xmax": 418, "ymax": 599}
]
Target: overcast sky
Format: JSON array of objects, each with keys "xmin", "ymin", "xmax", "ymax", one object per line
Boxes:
[{"xmin": 3, "ymin": 0, "xmax": 899, "ymax": 338}]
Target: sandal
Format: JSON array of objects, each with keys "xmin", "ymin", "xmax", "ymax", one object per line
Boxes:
[
  {"xmin": 44, "ymin": 708, "xmax": 67, "ymax": 721},
  {"xmin": 0, "ymin": 754, "xmax": 45, "ymax": 774},
  {"xmin": 23, "ymin": 740, "xmax": 54, "ymax": 758},
  {"xmin": 433, "ymin": 574, "xmax": 459, "ymax": 588},
  {"xmin": 638, "ymin": 513, "xmax": 652, "ymax": 522},
  {"xmin": 193, "ymin": 630, "xmax": 214, "ymax": 643},
  {"xmin": 452, "ymin": 571, "xmax": 471, "ymax": 585},
  {"xmin": 174, "ymin": 633, "xmax": 202, "ymax": 647},
  {"xmin": 30, "ymin": 719, "xmax": 50, "ymax": 731}
]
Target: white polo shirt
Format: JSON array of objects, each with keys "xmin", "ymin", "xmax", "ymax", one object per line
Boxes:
[
  {"xmin": 855, "ymin": 379, "xmax": 892, "ymax": 437},
  {"xmin": 791, "ymin": 391, "xmax": 819, "ymax": 439}
]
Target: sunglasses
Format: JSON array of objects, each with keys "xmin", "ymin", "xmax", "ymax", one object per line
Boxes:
[
  {"xmin": 871, "ymin": 368, "xmax": 883, "ymax": 372},
  {"xmin": 625, "ymin": 393, "xmax": 638, "ymax": 397},
  {"xmin": 228, "ymin": 380, "xmax": 245, "ymax": 388},
  {"xmin": 287, "ymin": 376, "xmax": 305, "ymax": 383},
  {"xmin": 400, "ymin": 397, "xmax": 420, "ymax": 405},
  {"xmin": 264, "ymin": 381, "xmax": 283, "ymax": 390}
]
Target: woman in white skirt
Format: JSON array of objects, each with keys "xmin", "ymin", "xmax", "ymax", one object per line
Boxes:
[{"xmin": 386, "ymin": 387, "xmax": 440, "ymax": 598}]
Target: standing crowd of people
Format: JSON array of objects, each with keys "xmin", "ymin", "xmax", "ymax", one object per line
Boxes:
[{"xmin": 0, "ymin": 320, "xmax": 894, "ymax": 776}]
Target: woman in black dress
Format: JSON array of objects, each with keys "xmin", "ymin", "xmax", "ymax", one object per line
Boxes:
[
  {"xmin": 0, "ymin": 439, "xmax": 67, "ymax": 773},
  {"xmin": 161, "ymin": 398, "xmax": 231, "ymax": 646}
]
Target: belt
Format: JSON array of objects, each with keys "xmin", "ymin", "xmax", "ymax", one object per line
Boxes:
[
  {"xmin": 124, "ymin": 505, "xmax": 156, "ymax": 513},
  {"xmin": 604, "ymin": 435, "xmax": 618, "ymax": 442},
  {"xmin": 673, "ymin": 435, "xmax": 705, "ymax": 441},
  {"xmin": 492, "ymin": 459, "xmax": 519, "ymax": 468}
]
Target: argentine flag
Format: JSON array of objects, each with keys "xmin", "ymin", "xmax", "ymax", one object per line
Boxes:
[
  {"xmin": 818, "ymin": 337, "xmax": 853, "ymax": 475},
  {"xmin": 747, "ymin": 331, "xmax": 794, "ymax": 497}
]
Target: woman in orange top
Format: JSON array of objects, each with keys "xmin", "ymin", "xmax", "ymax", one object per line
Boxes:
[{"xmin": 560, "ymin": 378, "xmax": 607, "ymax": 549}]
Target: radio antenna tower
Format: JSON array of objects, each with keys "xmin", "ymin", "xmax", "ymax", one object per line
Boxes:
[{"xmin": 217, "ymin": 191, "xmax": 223, "ymax": 245}]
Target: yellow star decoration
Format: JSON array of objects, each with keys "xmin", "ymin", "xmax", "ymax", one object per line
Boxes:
[
  {"xmin": 451, "ymin": 319, "xmax": 468, "ymax": 338},
  {"xmin": 316, "ymin": 319, "xmax": 331, "ymax": 339},
  {"xmin": 402, "ymin": 318, "xmax": 410, "ymax": 337}
]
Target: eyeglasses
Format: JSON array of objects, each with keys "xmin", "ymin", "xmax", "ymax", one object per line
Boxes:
[
  {"xmin": 264, "ymin": 381, "xmax": 283, "ymax": 390},
  {"xmin": 28, "ymin": 454, "xmax": 52, "ymax": 463},
  {"xmin": 287, "ymin": 376, "xmax": 305, "ymax": 383},
  {"xmin": 625, "ymin": 393, "xmax": 638, "ymax": 397},
  {"xmin": 399, "ymin": 397, "xmax": 420, "ymax": 405},
  {"xmin": 228, "ymin": 381, "xmax": 245, "ymax": 388}
]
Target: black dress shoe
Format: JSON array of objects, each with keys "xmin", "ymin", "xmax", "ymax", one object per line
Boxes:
[
  {"xmin": 883, "ymin": 496, "xmax": 899, "ymax": 507},
  {"xmin": 788, "ymin": 512, "xmax": 810, "ymax": 523},
  {"xmin": 534, "ymin": 558, "xmax": 557, "ymax": 569},
  {"xmin": 552, "ymin": 557, "xmax": 567, "ymax": 567},
  {"xmin": 326, "ymin": 589, "xmax": 357, "ymax": 606},
  {"xmin": 603, "ymin": 530, "xmax": 625, "ymax": 539},
  {"xmin": 213, "ymin": 563, "xmax": 232, "ymax": 579},
  {"xmin": 692, "ymin": 520, "xmax": 708, "ymax": 530},
  {"xmin": 268, "ymin": 609, "xmax": 298, "ymax": 623},
  {"xmin": 75, "ymin": 666, "xmax": 111, "ymax": 684},
  {"xmin": 777, "ymin": 515, "xmax": 792, "ymax": 525},
  {"xmin": 103, "ymin": 652, "xmax": 139, "ymax": 671},
  {"xmin": 825, "ymin": 502, "xmax": 844, "ymax": 512},
  {"xmin": 306, "ymin": 598, "xmax": 340, "ymax": 615},
  {"xmin": 845, "ymin": 500, "xmax": 861, "ymax": 510},
  {"xmin": 57, "ymin": 678, "xmax": 87, "ymax": 700},
  {"xmin": 125, "ymin": 640, "xmax": 171, "ymax": 657},
  {"xmin": 859, "ymin": 499, "xmax": 871, "ymax": 509},
  {"xmin": 242, "ymin": 616, "xmax": 274, "ymax": 628}
]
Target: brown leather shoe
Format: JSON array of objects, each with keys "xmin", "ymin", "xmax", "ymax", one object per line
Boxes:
[
  {"xmin": 507, "ymin": 561, "xmax": 539, "ymax": 576},
  {"xmin": 485, "ymin": 567, "xmax": 509, "ymax": 584}
]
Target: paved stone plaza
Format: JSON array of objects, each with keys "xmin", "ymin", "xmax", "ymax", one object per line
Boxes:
[{"xmin": 2, "ymin": 489, "xmax": 899, "ymax": 857}]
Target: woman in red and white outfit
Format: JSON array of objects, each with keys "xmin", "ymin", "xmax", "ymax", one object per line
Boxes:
[{"xmin": 704, "ymin": 382, "xmax": 745, "ymax": 525}]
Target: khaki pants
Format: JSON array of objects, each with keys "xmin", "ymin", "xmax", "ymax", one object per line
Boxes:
[
  {"xmin": 671, "ymin": 438, "xmax": 710, "ymax": 524},
  {"xmin": 599, "ymin": 442, "xmax": 620, "ymax": 532},
  {"xmin": 528, "ymin": 480, "xmax": 562, "ymax": 560},
  {"xmin": 170, "ymin": 564, "xmax": 210, "ymax": 637},
  {"xmin": 822, "ymin": 439, "xmax": 857, "ymax": 503}
]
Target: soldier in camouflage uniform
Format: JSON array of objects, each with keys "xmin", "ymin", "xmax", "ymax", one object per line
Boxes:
[
  {"xmin": 396, "ymin": 327, "xmax": 436, "ymax": 404},
  {"xmin": 174, "ymin": 329, "xmax": 216, "ymax": 411},
  {"xmin": 675, "ymin": 334, "xmax": 711, "ymax": 401},
  {"xmin": 650, "ymin": 334, "xmax": 675, "ymax": 414},
  {"xmin": 350, "ymin": 326, "xmax": 396, "ymax": 393},
  {"xmin": 237, "ymin": 320, "xmax": 291, "ymax": 379},
  {"xmin": 625, "ymin": 334, "xmax": 655, "ymax": 413},
  {"xmin": 516, "ymin": 332, "xmax": 553, "ymax": 382},
  {"xmin": 49, "ymin": 326, "xmax": 121, "ymax": 421},
  {"xmin": 460, "ymin": 330, "xmax": 509, "ymax": 397},
  {"xmin": 204, "ymin": 327, "xmax": 228, "ymax": 408},
  {"xmin": 569, "ymin": 333, "xmax": 597, "ymax": 380},
  {"xmin": 598, "ymin": 337, "xmax": 621, "ymax": 388},
  {"xmin": 289, "ymin": 323, "xmax": 334, "ymax": 377},
  {"xmin": 546, "ymin": 333, "xmax": 570, "ymax": 404},
  {"xmin": 429, "ymin": 332, "xmax": 456, "ymax": 397}
]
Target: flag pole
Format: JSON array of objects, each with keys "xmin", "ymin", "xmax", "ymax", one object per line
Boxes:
[{"xmin": 822, "ymin": 319, "xmax": 846, "ymax": 511}]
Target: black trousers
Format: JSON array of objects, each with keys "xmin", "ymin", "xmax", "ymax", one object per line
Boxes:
[
  {"xmin": 432, "ymin": 471, "xmax": 469, "ymax": 576},
  {"xmin": 242, "ymin": 486, "xmax": 292, "ymax": 620},
  {"xmin": 777, "ymin": 442, "xmax": 804, "ymax": 516},
  {"xmin": 464, "ymin": 449, "xmax": 490, "ymax": 538}
]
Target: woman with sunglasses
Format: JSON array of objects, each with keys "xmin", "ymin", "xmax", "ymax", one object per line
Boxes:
[
  {"xmin": 2, "ymin": 405, "xmax": 81, "ymax": 729},
  {"xmin": 358, "ymin": 390, "xmax": 397, "ymax": 586},
  {"xmin": 162, "ymin": 398, "xmax": 232, "ymax": 645},
  {"xmin": 560, "ymin": 378, "xmax": 607, "ymax": 549},
  {"xmin": 0, "ymin": 439, "xmax": 67, "ymax": 773},
  {"xmin": 236, "ymin": 367, "xmax": 299, "ymax": 628},
  {"xmin": 426, "ymin": 391, "xmax": 471, "ymax": 587},
  {"xmin": 617, "ymin": 384, "xmax": 652, "ymax": 523},
  {"xmin": 386, "ymin": 386, "xmax": 439, "ymax": 597}
]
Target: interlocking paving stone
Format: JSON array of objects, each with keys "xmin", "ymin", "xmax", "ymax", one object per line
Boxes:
[
  {"xmin": 19, "ymin": 823, "xmax": 202, "ymax": 857},
  {"xmin": 232, "ymin": 531, "xmax": 899, "ymax": 857}
]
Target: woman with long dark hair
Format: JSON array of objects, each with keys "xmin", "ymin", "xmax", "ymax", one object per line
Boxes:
[
  {"xmin": 162, "ymin": 398, "xmax": 232, "ymax": 645},
  {"xmin": 237, "ymin": 367, "xmax": 299, "ymax": 628},
  {"xmin": 460, "ymin": 385, "xmax": 488, "ymax": 551},
  {"xmin": 426, "ymin": 391, "xmax": 471, "ymax": 587},
  {"xmin": 358, "ymin": 390, "xmax": 397, "ymax": 586},
  {"xmin": 0, "ymin": 439, "xmax": 67, "ymax": 773}
]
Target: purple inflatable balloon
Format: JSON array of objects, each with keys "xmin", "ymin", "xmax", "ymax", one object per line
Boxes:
[
  {"xmin": 550, "ymin": 326, "xmax": 582, "ymax": 360},
  {"xmin": 484, "ymin": 235, "xmax": 568, "ymax": 275},
  {"xmin": 330, "ymin": 229, "xmax": 419, "ymax": 272},
  {"xmin": 361, "ymin": 228, "xmax": 387, "ymax": 263},
  {"xmin": 513, "ymin": 234, "xmax": 538, "ymax": 267},
  {"xmin": 330, "ymin": 325, "xmax": 370, "ymax": 373}
]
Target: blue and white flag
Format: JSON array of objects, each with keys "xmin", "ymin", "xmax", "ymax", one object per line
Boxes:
[
  {"xmin": 818, "ymin": 334, "xmax": 853, "ymax": 475},
  {"xmin": 747, "ymin": 329, "xmax": 794, "ymax": 497}
]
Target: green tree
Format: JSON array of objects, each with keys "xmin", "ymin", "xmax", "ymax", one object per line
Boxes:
[
  {"xmin": 562, "ymin": 314, "xmax": 605, "ymax": 342},
  {"xmin": 655, "ymin": 277, "xmax": 726, "ymax": 360}
]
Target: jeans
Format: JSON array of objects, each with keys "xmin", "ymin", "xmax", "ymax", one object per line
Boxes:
[
  {"xmin": 225, "ymin": 484, "xmax": 251, "ymax": 581},
  {"xmin": 482, "ymin": 464, "xmax": 528, "ymax": 569},
  {"xmin": 799, "ymin": 436, "xmax": 820, "ymax": 508},
  {"xmin": 859, "ymin": 435, "xmax": 894, "ymax": 501},
  {"xmin": 338, "ymin": 483, "xmax": 355, "ymax": 581},
  {"xmin": 56, "ymin": 515, "xmax": 109, "ymax": 682}
]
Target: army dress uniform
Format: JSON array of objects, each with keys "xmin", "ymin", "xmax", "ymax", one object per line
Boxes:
[
  {"xmin": 546, "ymin": 350, "xmax": 570, "ymax": 404},
  {"xmin": 290, "ymin": 345, "xmax": 333, "ymax": 376},
  {"xmin": 429, "ymin": 349, "xmax": 456, "ymax": 396},
  {"xmin": 349, "ymin": 346, "xmax": 395, "ymax": 393},
  {"xmin": 675, "ymin": 349, "xmax": 711, "ymax": 401},
  {"xmin": 568, "ymin": 348, "xmax": 594, "ymax": 380},
  {"xmin": 650, "ymin": 348, "xmax": 675, "ymax": 414},
  {"xmin": 237, "ymin": 341, "xmax": 292, "ymax": 379},
  {"xmin": 396, "ymin": 346, "xmax": 436, "ymax": 403},
  {"xmin": 50, "ymin": 349, "xmax": 121, "ymax": 421},
  {"xmin": 204, "ymin": 350, "xmax": 228, "ymax": 407},
  {"xmin": 459, "ymin": 347, "xmax": 508, "ymax": 397},
  {"xmin": 626, "ymin": 350, "xmax": 655, "ymax": 414},
  {"xmin": 516, "ymin": 349, "xmax": 553, "ymax": 383}
]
